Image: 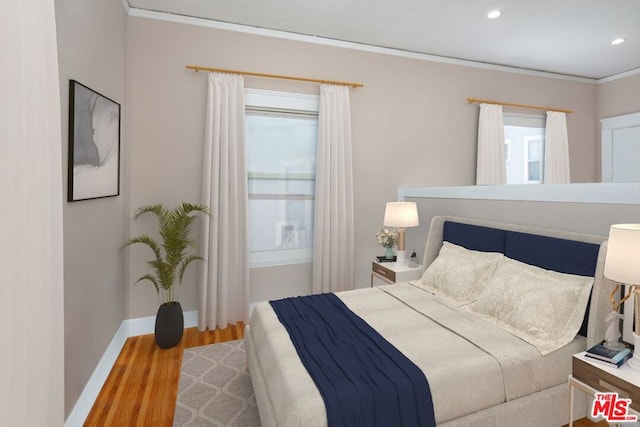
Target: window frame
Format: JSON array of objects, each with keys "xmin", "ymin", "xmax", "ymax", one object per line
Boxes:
[{"xmin": 245, "ymin": 88, "xmax": 319, "ymax": 268}]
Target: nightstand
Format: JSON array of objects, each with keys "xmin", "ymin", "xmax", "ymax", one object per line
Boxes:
[
  {"xmin": 370, "ymin": 261, "xmax": 422, "ymax": 287},
  {"xmin": 569, "ymin": 351, "xmax": 640, "ymax": 426}
]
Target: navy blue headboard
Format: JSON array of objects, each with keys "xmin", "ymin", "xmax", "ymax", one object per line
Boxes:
[{"xmin": 442, "ymin": 221, "xmax": 600, "ymax": 337}]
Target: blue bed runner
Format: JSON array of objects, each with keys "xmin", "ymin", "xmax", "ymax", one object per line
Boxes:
[{"xmin": 270, "ymin": 293, "xmax": 436, "ymax": 427}]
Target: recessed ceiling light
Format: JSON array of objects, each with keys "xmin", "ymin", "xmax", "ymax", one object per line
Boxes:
[
  {"xmin": 611, "ymin": 38, "xmax": 625, "ymax": 45},
  {"xmin": 487, "ymin": 10, "xmax": 502, "ymax": 19}
]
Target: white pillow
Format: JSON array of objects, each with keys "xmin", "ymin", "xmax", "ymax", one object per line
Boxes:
[
  {"xmin": 419, "ymin": 242, "xmax": 503, "ymax": 306},
  {"xmin": 467, "ymin": 256, "xmax": 594, "ymax": 355}
]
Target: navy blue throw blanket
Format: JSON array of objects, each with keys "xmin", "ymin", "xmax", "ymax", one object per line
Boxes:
[{"xmin": 270, "ymin": 293, "xmax": 436, "ymax": 427}]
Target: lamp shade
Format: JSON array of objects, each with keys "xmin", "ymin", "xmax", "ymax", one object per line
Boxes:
[
  {"xmin": 383, "ymin": 202, "xmax": 419, "ymax": 228},
  {"xmin": 604, "ymin": 224, "xmax": 640, "ymax": 285}
]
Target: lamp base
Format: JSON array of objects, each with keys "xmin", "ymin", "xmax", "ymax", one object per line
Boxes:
[
  {"xmin": 603, "ymin": 340, "xmax": 627, "ymax": 351},
  {"xmin": 395, "ymin": 250, "xmax": 407, "ymax": 266},
  {"xmin": 603, "ymin": 310, "xmax": 624, "ymax": 350},
  {"xmin": 629, "ymin": 333, "xmax": 640, "ymax": 370}
]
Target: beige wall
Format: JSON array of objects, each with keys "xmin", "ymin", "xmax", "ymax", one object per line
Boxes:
[
  {"xmin": 597, "ymin": 73, "xmax": 640, "ymax": 119},
  {"xmin": 55, "ymin": 0, "xmax": 127, "ymax": 417},
  {"xmin": 125, "ymin": 16, "xmax": 600, "ymax": 313}
]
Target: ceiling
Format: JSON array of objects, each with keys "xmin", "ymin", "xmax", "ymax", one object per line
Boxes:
[{"xmin": 127, "ymin": 0, "xmax": 640, "ymax": 80}]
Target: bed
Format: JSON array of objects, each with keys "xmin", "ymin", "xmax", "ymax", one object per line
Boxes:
[{"xmin": 245, "ymin": 216, "xmax": 612, "ymax": 426}]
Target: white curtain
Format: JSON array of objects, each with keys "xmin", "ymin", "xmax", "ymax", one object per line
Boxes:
[
  {"xmin": 544, "ymin": 111, "xmax": 571, "ymax": 183},
  {"xmin": 1, "ymin": 0, "xmax": 64, "ymax": 425},
  {"xmin": 312, "ymin": 85, "xmax": 355, "ymax": 294},
  {"xmin": 198, "ymin": 72, "xmax": 249, "ymax": 330},
  {"xmin": 476, "ymin": 103, "xmax": 506, "ymax": 185}
]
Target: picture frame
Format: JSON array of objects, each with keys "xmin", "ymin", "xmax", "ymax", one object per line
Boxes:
[{"xmin": 68, "ymin": 80, "xmax": 121, "ymax": 202}]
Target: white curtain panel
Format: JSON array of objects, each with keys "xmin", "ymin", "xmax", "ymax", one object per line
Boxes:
[
  {"xmin": 476, "ymin": 103, "xmax": 506, "ymax": 185},
  {"xmin": 1, "ymin": 0, "xmax": 65, "ymax": 425},
  {"xmin": 544, "ymin": 111, "xmax": 571, "ymax": 183},
  {"xmin": 312, "ymin": 84, "xmax": 355, "ymax": 294},
  {"xmin": 198, "ymin": 72, "xmax": 249, "ymax": 330}
]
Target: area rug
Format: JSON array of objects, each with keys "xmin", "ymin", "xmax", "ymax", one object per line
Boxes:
[{"xmin": 173, "ymin": 340, "xmax": 261, "ymax": 426}]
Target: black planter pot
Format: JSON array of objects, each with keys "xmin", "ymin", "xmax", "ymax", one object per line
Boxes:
[{"xmin": 155, "ymin": 301, "xmax": 184, "ymax": 349}]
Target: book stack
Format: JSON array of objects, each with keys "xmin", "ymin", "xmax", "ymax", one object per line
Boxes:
[{"xmin": 585, "ymin": 343, "xmax": 632, "ymax": 368}]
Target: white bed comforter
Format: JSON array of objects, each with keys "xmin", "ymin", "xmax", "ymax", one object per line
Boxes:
[{"xmin": 246, "ymin": 283, "xmax": 585, "ymax": 426}]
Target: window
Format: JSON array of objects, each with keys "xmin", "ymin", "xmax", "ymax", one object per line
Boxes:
[
  {"xmin": 504, "ymin": 113, "xmax": 545, "ymax": 184},
  {"xmin": 525, "ymin": 136, "xmax": 543, "ymax": 183},
  {"xmin": 505, "ymin": 138, "xmax": 511, "ymax": 161},
  {"xmin": 245, "ymin": 89, "xmax": 319, "ymax": 267}
]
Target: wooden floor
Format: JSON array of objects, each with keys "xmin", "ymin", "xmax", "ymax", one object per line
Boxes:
[{"xmin": 84, "ymin": 323, "xmax": 245, "ymax": 427}]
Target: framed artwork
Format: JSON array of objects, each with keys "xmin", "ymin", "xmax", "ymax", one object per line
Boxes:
[{"xmin": 68, "ymin": 80, "xmax": 121, "ymax": 202}]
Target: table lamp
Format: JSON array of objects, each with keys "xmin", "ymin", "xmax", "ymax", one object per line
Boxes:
[
  {"xmin": 383, "ymin": 201, "xmax": 419, "ymax": 266},
  {"xmin": 603, "ymin": 224, "xmax": 640, "ymax": 366}
]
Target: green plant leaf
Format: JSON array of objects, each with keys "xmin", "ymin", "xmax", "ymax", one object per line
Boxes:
[
  {"xmin": 122, "ymin": 235, "xmax": 162, "ymax": 260},
  {"xmin": 124, "ymin": 202, "xmax": 209, "ymax": 304},
  {"xmin": 134, "ymin": 274, "xmax": 160, "ymax": 294},
  {"xmin": 178, "ymin": 254, "xmax": 205, "ymax": 284}
]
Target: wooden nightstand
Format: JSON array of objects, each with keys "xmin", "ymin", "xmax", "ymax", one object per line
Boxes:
[
  {"xmin": 370, "ymin": 261, "xmax": 422, "ymax": 287},
  {"xmin": 569, "ymin": 352, "xmax": 640, "ymax": 426}
]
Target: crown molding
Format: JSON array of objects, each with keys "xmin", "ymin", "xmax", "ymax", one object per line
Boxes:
[{"xmin": 597, "ymin": 67, "xmax": 640, "ymax": 84}]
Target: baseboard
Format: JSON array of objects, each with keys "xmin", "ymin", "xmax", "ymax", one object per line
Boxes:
[
  {"xmin": 64, "ymin": 321, "xmax": 129, "ymax": 427},
  {"xmin": 64, "ymin": 310, "xmax": 198, "ymax": 427}
]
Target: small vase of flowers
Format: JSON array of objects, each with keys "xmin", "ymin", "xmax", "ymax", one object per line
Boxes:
[{"xmin": 376, "ymin": 228, "xmax": 399, "ymax": 259}]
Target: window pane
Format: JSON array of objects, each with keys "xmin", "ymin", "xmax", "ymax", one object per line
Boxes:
[
  {"xmin": 247, "ymin": 113, "xmax": 317, "ymax": 175},
  {"xmin": 248, "ymin": 199, "xmax": 314, "ymax": 251},
  {"xmin": 528, "ymin": 139, "xmax": 542, "ymax": 159},
  {"xmin": 528, "ymin": 160, "xmax": 541, "ymax": 181}
]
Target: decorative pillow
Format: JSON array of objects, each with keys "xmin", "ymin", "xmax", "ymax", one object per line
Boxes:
[
  {"xmin": 467, "ymin": 256, "xmax": 594, "ymax": 355},
  {"xmin": 419, "ymin": 242, "xmax": 503, "ymax": 306}
]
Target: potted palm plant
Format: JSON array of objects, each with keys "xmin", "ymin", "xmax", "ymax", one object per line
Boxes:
[{"xmin": 123, "ymin": 202, "xmax": 209, "ymax": 348}]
